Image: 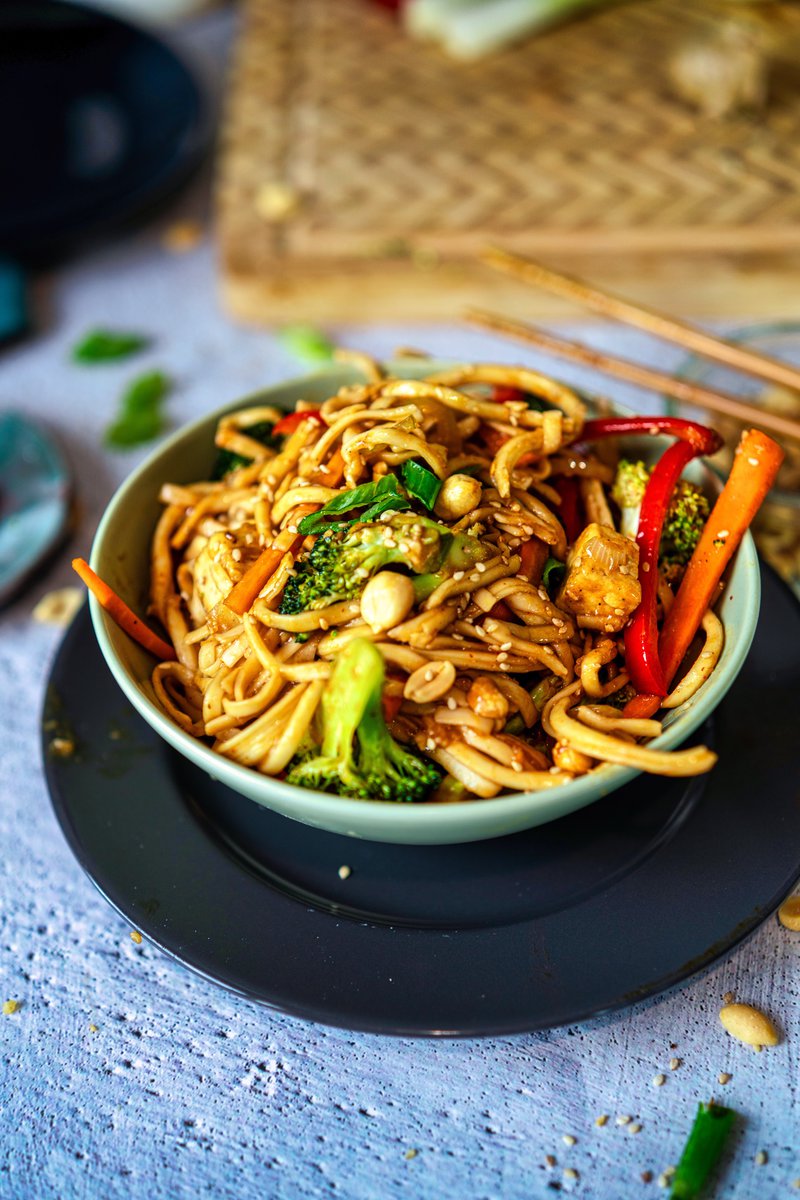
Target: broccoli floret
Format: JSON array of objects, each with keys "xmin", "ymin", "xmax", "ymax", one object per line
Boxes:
[
  {"xmin": 610, "ymin": 460, "xmax": 710, "ymax": 577},
  {"xmin": 660, "ymin": 479, "xmax": 711, "ymax": 571},
  {"xmin": 280, "ymin": 512, "xmax": 488, "ymax": 614},
  {"xmin": 286, "ymin": 638, "xmax": 441, "ymax": 803}
]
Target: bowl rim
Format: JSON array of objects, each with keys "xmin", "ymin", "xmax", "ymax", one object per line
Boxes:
[{"xmin": 88, "ymin": 362, "xmax": 761, "ymax": 836}]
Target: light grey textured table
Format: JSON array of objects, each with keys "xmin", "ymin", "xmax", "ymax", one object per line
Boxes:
[{"xmin": 1, "ymin": 14, "xmax": 799, "ymax": 1200}]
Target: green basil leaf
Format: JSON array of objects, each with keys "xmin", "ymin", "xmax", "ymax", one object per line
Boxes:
[{"xmin": 72, "ymin": 329, "xmax": 150, "ymax": 363}]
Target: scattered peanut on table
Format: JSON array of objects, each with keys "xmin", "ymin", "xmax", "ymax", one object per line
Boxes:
[
  {"xmin": 778, "ymin": 895, "xmax": 800, "ymax": 931},
  {"xmin": 719, "ymin": 1002, "xmax": 779, "ymax": 1047}
]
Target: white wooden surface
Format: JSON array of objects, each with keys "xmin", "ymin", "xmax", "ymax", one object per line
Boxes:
[{"xmin": 0, "ymin": 14, "xmax": 798, "ymax": 1199}]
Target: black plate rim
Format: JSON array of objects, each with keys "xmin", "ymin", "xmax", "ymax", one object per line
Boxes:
[{"xmin": 42, "ymin": 565, "xmax": 800, "ymax": 1037}]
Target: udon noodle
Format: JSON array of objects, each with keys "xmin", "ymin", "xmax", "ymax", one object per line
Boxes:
[{"xmin": 149, "ymin": 359, "xmax": 721, "ymax": 802}]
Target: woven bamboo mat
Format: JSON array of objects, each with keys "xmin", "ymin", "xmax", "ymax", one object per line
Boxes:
[{"xmin": 217, "ymin": 0, "xmax": 800, "ymax": 322}]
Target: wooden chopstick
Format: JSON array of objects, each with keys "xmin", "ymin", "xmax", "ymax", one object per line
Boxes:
[
  {"xmin": 466, "ymin": 307, "xmax": 800, "ymax": 444},
  {"xmin": 482, "ymin": 246, "xmax": 800, "ymax": 396}
]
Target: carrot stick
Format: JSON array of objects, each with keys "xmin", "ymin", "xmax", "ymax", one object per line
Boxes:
[
  {"xmin": 225, "ymin": 530, "xmax": 305, "ymax": 617},
  {"xmin": 316, "ymin": 449, "xmax": 345, "ymax": 487},
  {"xmin": 624, "ymin": 428, "xmax": 784, "ymax": 719},
  {"xmin": 72, "ymin": 558, "xmax": 176, "ymax": 660},
  {"xmin": 659, "ymin": 428, "xmax": 783, "ymax": 685}
]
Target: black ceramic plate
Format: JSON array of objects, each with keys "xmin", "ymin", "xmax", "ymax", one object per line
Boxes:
[
  {"xmin": 44, "ymin": 564, "xmax": 800, "ymax": 1036},
  {"xmin": 0, "ymin": 0, "xmax": 208, "ymax": 258}
]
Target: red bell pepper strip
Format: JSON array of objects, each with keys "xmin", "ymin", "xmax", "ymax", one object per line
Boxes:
[
  {"xmin": 581, "ymin": 415, "xmax": 722, "ymax": 456},
  {"xmin": 553, "ymin": 476, "xmax": 582, "ymax": 543},
  {"xmin": 582, "ymin": 413, "xmax": 722, "ymax": 699},
  {"xmin": 271, "ymin": 409, "xmax": 325, "ymax": 437},
  {"xmin": 491, "ymin": 385, "xmax": 526, "ymax": 404},
  {"xmin": 623, "ymin": 439, "xmax": 696, "ymax": 696}
]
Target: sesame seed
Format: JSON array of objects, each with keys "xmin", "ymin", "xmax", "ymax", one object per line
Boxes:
[
  {"xmin": 755, "ymin": 1151, "xmax": 768, "ymax": 1166},
  {"xmin": 723, "ymin": 991, "xmax": 735, "ymax": 1003},
  {"xmin": 453, "ymin": 571, "xmax": 465, "ymax": 581},
  {"xmin": 130, "ymin": 930, "xmax": 143, "ymax": 945},
  {"xmin": 718, "ymin": 1072, "xmax": 731, "ymax": 1085},
  {"xmin": 642, "ymin": 562, "xmax": 650, "ymax": 572},
  {"xmin": 511, "ymin": 761, "xmax": 522, "ymax": 773},
  {"xmin": 545, "ymin": 1155, "xmax": 556, "ymax": 1168},
  {"xmin": 476, "ymin": 562, "xmax": 487, "ymax": 573},
  {"xmin": 447, "ymin": 697, "xmax": 457, "ymax": 710},
  {"xmin": 629, "ymin": 1123, "xmax": 642, "ymax": 1135},
  {"xmin": 652, "ymin": 1074, "xmax": 666, "ymax": 1087},
  {"xmin": 717, "ymin": 529, "xmax": 729, "ymax": 539},
  {"xmin": 616, "ymin": 1115, "xmax": 632, "ymax": 1126},
  {"xmin": 669, "ymin": 1057, "xmax": 681, "ymax": 1070},
  {"xmin": 564, "ymin": 1168, "xmax": 579, "ymax": 1181},
  {"xmin": 562, "ymin": 1135, "xmax": 576, "ymax": 1146},
  {"xmin": 231, "ymin": 548, "xmax": 242, "ymax": 561},
  {"xmin": 338, "ymin": 865, "xmax": 351, "ymax": 880},
  {"xmin": 657, "ymin": 1174, "xmax": 670, "ymax": 1189},
  {"xmin": 595, "ymin": 1114, "xmax": 609, "ymax": 1127},
  {"xmin": 500, "ymin": 642, "xmax": 513, "ymax": 651},
  {"xmin": 424, "ymin": 669, "xmax": 434, "ymax": 682},
  {"xmin": 319, "ymin": 619, "xmax": 329, "ymax": 631},
  {"xmin": 641, "ymin": 1170, "xmax": 653, "ymax": 1183},
  {"xmin": 469, "ymin": 573, "xmax": 480, "ymax": 583},
  {"xmin": 497, "ymin": 652, "xmax": 508, "ymax": 662},
  {"xmin": 748, "ymin": 457, "xmax": 759, "ymax": 466}
]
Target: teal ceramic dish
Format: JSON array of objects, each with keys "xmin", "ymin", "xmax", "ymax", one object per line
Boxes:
[
  {"xmin": 88, "ymin": 362, "xmax": 761, "ymax": 845},
  {"xmin": 0, "ymin": 412, "xmax": 70, "ymax": 605}
]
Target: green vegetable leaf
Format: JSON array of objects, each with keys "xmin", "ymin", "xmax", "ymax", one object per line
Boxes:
[
  {"xmin": 72, "ymin": 329, "xmax": 150, "ymax": 363},
  {"xmin": 278, "ymin": 324, "xmax": 335, "ymax": 364},
  {"xmin": 104, "ymin": 371, "xmax": 171, "ymax": 450},
  {"xmin": 401, "ymin": 460, "xmax": 442, "ymax": 510},
  {"xmin": 298, "ymin": 475, "xmax": 407, "ymax": 535},
  {"xmin": 542, "ymin": 556, "xmax": 566, "ymax": 591},
  {"xmin": 670, "ymin": 1102, "xmax": 736, "ymax": 1199}
]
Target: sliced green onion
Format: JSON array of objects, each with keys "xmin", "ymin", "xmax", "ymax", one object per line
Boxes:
[
  {"xmin": 542, "ymin": 555, "xmax": 566, "ymax": 591},
  {"xmin": 670, "ymin": 1102, "xmax": 736, "ymax": 1199},
  {"xmin": 401, "ymin": 459, "xmax": 442, "ymax": 510},
  {"xmin": 72, "ymin": 329, "xmax": 150, "ymax": 363}
]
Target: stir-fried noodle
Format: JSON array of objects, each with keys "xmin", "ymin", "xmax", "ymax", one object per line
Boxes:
[{"xmin": 150, "ymin": 360, "xmax": 721, "ymax": 802}]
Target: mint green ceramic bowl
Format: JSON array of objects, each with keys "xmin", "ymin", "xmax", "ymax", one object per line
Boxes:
[{"xmin": 89, "ymin": 362, "xmax": 761, "ymax": 845}]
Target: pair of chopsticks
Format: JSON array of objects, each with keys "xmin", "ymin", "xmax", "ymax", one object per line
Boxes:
[{"xmin": 469, "ymin": 247, "xmax": 800, "ymax": 445}]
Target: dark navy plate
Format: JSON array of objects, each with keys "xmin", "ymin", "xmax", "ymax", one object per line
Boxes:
[
  {"xmin": 43, "ymin": 565, "xmax": 800, "ymax": 1036},
  {"xmin": 0, "ymin": 0, "xmax": 208, "ymax": 259}
]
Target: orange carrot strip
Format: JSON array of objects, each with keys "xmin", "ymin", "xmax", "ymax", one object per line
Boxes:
[
  {"xmin": 623, "ymin": 429, "xmax": 783, "ymax": 721},
  {"xmin": 659, "ymin": 428, "xmax": 783, "ymax": 688},
  {"xmin": 316, "ymin": 449, "xmax": 345, "ymax": 488},
  {"xmin": 72, "ymin": 558, "xmax": 176, "ymax": 660},
  {"xmin": 225, "ymin": 530, "xmax": 304, "ymax": 616}
]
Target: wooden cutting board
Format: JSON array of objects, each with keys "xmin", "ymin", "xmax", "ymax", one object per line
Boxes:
[{"xmin": 217, "ymin": 0, "xmax": 800, "ymax": 322}]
